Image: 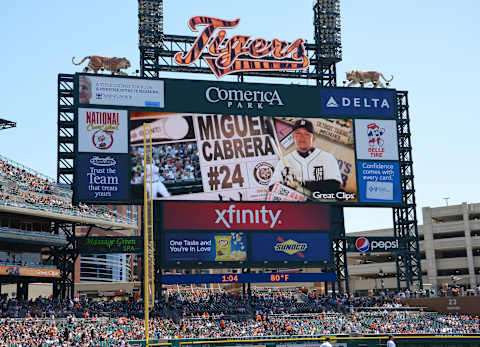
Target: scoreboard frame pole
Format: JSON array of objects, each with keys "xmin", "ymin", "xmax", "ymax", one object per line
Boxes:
[{"xmin": 143, "ymin": 123, "xmax": 155, "ymax": 346}]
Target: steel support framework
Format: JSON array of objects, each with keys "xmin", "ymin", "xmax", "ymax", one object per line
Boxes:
[
  {"xmin": 54, "ymin": 74, "xmax": 77, "ymax": 299},
  {"xmin": 332, "ymin": 208, "xmax": 348, "ymax": 294},
  {"xmin": 50, "ymin": 221, "xmax": 76, "ymax": 299},
  {"xmin": 393, "ymin": 91, "xmax": 422, "ymax": 290},
  {"xmin": 138, "ymin": 0, "xmax": 342, "ymax": 84}
]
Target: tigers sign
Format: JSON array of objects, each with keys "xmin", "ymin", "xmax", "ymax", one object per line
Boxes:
[{"xmin": 174, "ymin": 16, "xmax": 310, "ymax": 78}]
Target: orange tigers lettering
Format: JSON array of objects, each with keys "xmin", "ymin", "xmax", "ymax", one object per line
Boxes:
[{"xmin": 174, "ymin": 16, "xmax": 309, "ymax": 78}]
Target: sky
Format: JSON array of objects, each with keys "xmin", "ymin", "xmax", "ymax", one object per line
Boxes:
[{"xmin": 0, "ymin": 0, "xmax": 479, "ymax": 233}]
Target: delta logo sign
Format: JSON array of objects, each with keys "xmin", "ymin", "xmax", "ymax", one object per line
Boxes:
[
  {"xmin": 174, "ymin": 16, "xmax": 309, "ymax": 78},
  {"xmin": 355, "ymin": 237, "xmax": 399, "ymax": 252},
  {"xmin": 320, "ymin": 88, "xmax": 396, "ymax": 118}
]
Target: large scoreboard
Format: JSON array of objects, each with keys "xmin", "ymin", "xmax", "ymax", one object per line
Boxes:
[{"xmin": 73, "ymin": 74, "xmax": 402, "ymax": 207}]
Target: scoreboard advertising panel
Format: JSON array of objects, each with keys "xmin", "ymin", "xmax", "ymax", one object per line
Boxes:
[
  {"xmin": 157, "ymin": 201, "xmax": 334, "ymax": 268},
  {"xmin": 74, "ymin": 74, "xmax": 402, "ymax": 207}
]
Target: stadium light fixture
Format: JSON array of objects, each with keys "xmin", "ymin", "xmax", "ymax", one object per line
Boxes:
[{"xmin": 0, "ymin": 118, "xmax": 16, "ymax": 131}]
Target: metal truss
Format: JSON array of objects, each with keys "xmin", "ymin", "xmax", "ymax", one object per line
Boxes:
[
  {"xmin": 138, "ymin": 0, "xmax": 341, "ymax": 85},
  {"xmin": 141, "ymin": 36, "xmax": 337, "ymax": 80},
  {"xmin": 0, "ymin": 118, "xmax": 16, "ymax": 131},
  {"xmin": 54, "ymin": 74, "xmax": 77, "ymax": 299},
  {"xmin": 57, "ymin": 74, "xmax": 75, "ymax": 186},
  {"xmin": 332, "ymin": 208, "xmax": 349, "ymax": 294},
  {"xmin": 50, "ymin": 221, "xmax": 76, "ymax": 299},
  {"xmin": 393, "ymin": 91, "xmax": 423, "ymax": 290}
]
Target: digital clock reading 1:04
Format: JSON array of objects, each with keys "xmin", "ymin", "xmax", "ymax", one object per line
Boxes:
[
  {"xmin": 221, "ymin": 274, "xmax": 239, "ymax": 283},
  {"xmin": 162, "ymin": 272, "xmax": 337, "ymax": 285},
  {"xmin": 222, "ymin": 274, "xmax": 290, "ymax": 283}
]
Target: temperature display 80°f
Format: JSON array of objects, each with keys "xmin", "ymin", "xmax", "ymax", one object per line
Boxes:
[{"xmin": 162, "ymin": 272, "xmax": 337, "ymax": 285}]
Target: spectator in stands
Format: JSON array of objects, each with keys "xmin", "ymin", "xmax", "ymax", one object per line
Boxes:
[{"xmin": 130, "ymin": 142, "xmax": 201, "ymax": 188}]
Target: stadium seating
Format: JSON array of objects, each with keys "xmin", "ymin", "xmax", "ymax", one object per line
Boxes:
[
  {"xmin": 0, "ymin": 155, "xmax": 136, "ymax": 226},
  {"xmin": 0, "ymin": 292, "xmax": 479, "ymax": 345}
]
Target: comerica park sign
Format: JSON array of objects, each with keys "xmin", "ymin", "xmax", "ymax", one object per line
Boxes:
[{"xmin": 174, "ymin": 16, "xmax": 310, "ymax": 78}]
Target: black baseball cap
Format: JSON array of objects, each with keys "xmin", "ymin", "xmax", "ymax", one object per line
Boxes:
[{"xmin": 293, "ymin": 119, "xmax": 314, "ymax": 134}]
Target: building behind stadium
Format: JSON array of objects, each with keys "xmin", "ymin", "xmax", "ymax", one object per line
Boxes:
[{"xmin": 349, "ymin": 202, "xmax": 480, "ymax": 294}]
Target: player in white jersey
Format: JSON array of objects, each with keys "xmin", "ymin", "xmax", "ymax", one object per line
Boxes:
[
  {"xmin": 145, "ymin": 163, "xmax": 171, "ymax": 198},
  {"xmin": 319, "ymin": 337, "xmax": 332, "ymax": 347},
  {"xmin": 270, "ymin": 119, "xmax": 342, "ymax": 197},
  {"xmin": 387, "ymin": 336, "xmax": 396, "ymax": 347}
]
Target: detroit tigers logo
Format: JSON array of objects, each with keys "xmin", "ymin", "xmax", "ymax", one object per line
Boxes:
[
  {"xmin": 174, "ymin": 16, "xmax": 309, "ymax": 78},
  {"xmin": 313, "ymin": 166, "xmax": 324, "ymax": 181}
]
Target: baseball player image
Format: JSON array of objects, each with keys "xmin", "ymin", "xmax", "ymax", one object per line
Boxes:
[
  {"xmin": 270, "ymin": 119, "xmax": 342, "ymax": 198},
  {"xmin": 320, "ymin": 337, "xmax": 333, "ymax": 347},
  {"xmin": 145, "ymin": 162, "xmax": 171, "ymax": 198}
]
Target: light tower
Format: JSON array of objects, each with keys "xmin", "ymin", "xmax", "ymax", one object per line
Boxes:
[
  {"xmin": 0, "ymin": 118, "xmax": 16, "ymax": 131},
  {"xmin": 138, "ymin": 0, "xmax": 164, "ymax": 78},
  {"xmin": 313, "ymin": 0, "xmax": 342, "ymax": 86}
]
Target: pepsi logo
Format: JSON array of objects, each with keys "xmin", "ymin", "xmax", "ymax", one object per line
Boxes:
[{"xmin": 356, "ymin": 237, "xmax": 370, "ymax": 252}]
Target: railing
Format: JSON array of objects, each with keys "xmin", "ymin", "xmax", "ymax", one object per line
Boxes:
[
  {"xmin": 0, "ymin": 227, "xmax": 67, "ymax": 241},
  {"xmin": 0, "ymin": 198, "xmax": 137, "ymax": 226}
]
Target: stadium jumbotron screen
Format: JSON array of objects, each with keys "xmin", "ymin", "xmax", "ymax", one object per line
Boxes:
[{"xmin": 74, "ymin": 73, "xmax": 402, "ymax": 207}]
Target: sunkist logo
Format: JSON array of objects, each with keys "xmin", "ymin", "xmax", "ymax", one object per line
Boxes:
[
  {"xmin": 214, "ymin": 204, "xmax": 282, "ymax": 229},
  {"xmin": 174, "ymin": 16, "xmax": 309, "ymax": 78}
]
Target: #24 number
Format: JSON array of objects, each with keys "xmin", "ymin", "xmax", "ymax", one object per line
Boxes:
[{"xmin": 208, "ymin": 164, "xmax": 245, "ymax": 190}]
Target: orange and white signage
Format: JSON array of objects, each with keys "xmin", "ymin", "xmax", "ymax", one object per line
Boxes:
[
  {"xmin": 0, "ymin": 265, "xmax": 60, "ymax": 278},
  {"xmin": 175, "ymin": 16, "xmax": 310, "ymax": 78}
]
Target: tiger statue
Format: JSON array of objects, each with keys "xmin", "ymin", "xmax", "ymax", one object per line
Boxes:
[
  {"xmin": 72, "ymin": 55, "xmax": 131, "ymax": 75},
  {"xmin": 346, "ymin": 70, "xmax": 394, "ymax": 88}
]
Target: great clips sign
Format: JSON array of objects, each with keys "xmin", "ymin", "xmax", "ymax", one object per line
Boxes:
[
  {"xmin": 162, "ymin": 202, "xmax": 330, "ymax": 231},
  {"xmin": 174, "ymin": 16, "xmax": 309, "ymax": 78}
]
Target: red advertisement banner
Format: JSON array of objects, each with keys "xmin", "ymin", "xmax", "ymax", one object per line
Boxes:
[{"xmin": 162, "ymin": 202, "xmax": 330, "ymax": 231}]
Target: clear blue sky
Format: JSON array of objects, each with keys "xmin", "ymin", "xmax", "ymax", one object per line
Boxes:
[{"xmin": 1, "ymin": 1, "xmax": 479, "ymax": 232}]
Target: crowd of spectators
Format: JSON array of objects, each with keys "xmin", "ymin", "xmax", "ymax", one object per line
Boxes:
[
  {"xmin": 0, "ymin": 156, "xmax": 135, "ymax": 225},
  {"xmin": 1, "ymin": 291, "xmax": 480, "ymax": 346},
  {"xmin": 131, "ymin": 142, "xmax": 201, "ymax": 185},
  {"xmin": 166, "ymin": 289, "xmax": 405, "ymax": 318},
  {"xmin": 0, "ymin": 157, "xmax": 55, "ymax": 195}
]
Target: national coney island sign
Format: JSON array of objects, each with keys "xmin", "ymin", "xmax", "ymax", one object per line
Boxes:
[{"xmin": 174, "ymin": 16, "xmax": 310, "ymax": 78}]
